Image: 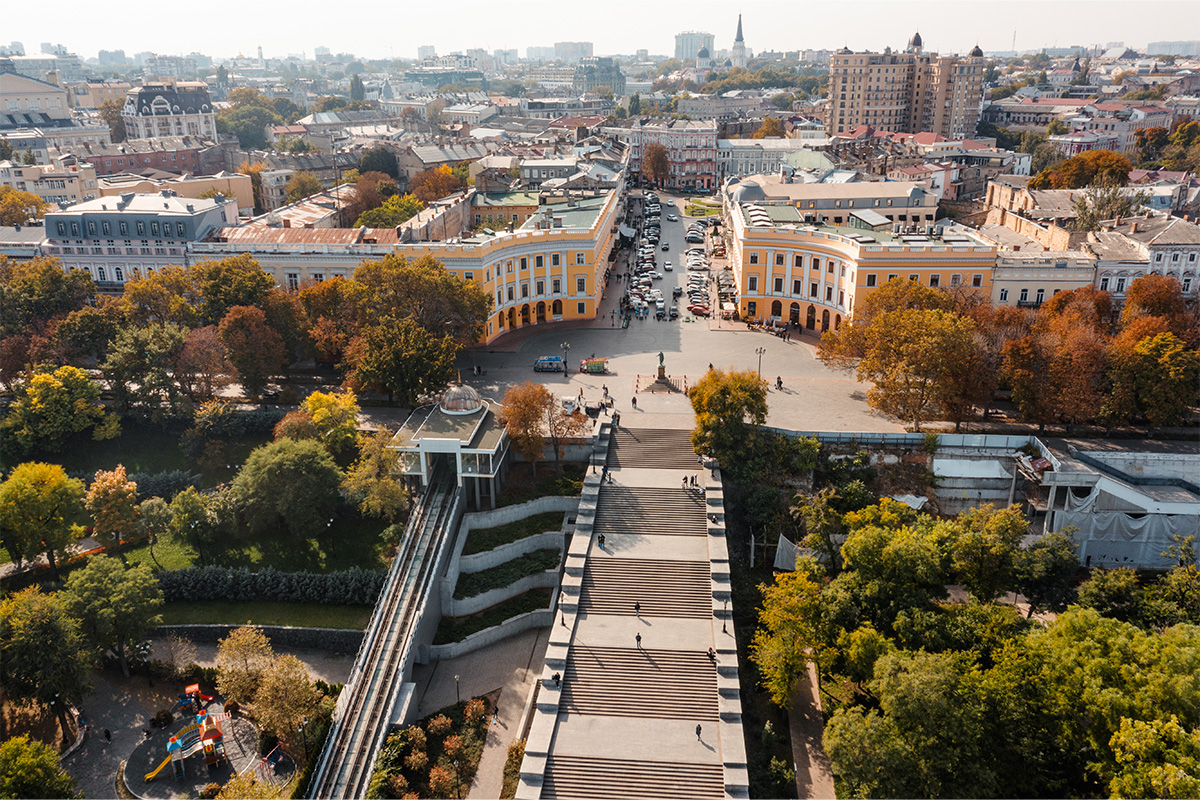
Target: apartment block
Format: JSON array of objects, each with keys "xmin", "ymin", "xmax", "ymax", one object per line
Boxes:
[{"xmin": 828, "ymin": 33, "xmax": 985, "ymax": 139}]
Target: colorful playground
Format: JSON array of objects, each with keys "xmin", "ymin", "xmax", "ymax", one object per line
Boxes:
[{"xmin": 124, "ymin": 685, "xmax": 291, "ymax": 799}]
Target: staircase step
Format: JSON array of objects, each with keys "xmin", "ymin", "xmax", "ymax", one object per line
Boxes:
[{"xmin": 544, "ymin": 755, "xmax": 724, "ymax": 800}]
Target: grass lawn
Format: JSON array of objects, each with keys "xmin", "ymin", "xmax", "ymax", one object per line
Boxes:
[
  {"xmin": 454, "ymin": 549, "xmax": 560, "ymax": 599},
  {"xmin": 4, "ymin": 423, "xmax": 270, "ymax": 489},
  {"xmin": 685, "ymin": 204, "xmax": 721, "ymax": 217},
  {"xmin": 124, "ymin": 516, "xmax": 394, "ymax": 574},
  {"xmin": 463, "ymin": 512, "xmax": 565, "ymax": 555},
  {"xmin": 495, "ymin": 462, "xmax": 585, "ymax": 508},
  {"xmin": 159, "ymin": 600, "xmax": 373, "ymax": 629},
  {"xmin": 433, "ymin": 588, "xmax": 553, "ymax": 644}
]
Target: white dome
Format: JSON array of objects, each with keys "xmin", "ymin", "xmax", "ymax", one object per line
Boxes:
[{"xmin": 440, "ymin": 384, "xmax": 483, "ymax": 415}]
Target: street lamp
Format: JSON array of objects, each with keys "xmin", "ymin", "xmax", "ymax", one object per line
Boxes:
[
  {"xmin": 298, "ymin": 717, "xmax": 310, "ymax": 761},
  {"xmin": 755, "ymin": 347, "xmax": 766, "ymax": 378},
  {"xmin": 454, "ymin": 674, "xmax": 460, "ymax": 704},
  {"xmin": 723, "ymin": 598, "xmax": 729, "ymax": 633}
]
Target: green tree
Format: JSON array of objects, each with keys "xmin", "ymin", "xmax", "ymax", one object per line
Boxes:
[
  {"xmin": 344, "ymin": 316, "xmax": 460, "ymax": 406},
  {"xmin": 252, "ymin": 654, "xmax": 322, "ymax": 740},
  {"xmin": 948, "ymin": 504, "xmax": 1027, "ymax": 603},
  {"xmin": 234, "ymin": 439, "xmax": 342, "ymax": 538},
  {"xmin": 1109, "ymin": 716, "xmax": 1200, "ymax": 799},
  {"xmin": 358, "ymin": 145, "xmax": 399, "ymax": 179},
  {"xmin": 285, "ymin": 170, "xmax": 324, "ymax": 202},
  {"xmin": 1076, "ymin": 567, "xmax": 1144, "ymax": 624},
  {"xmin": 62, "ymin": 555, "xmax": 164, "ymax": 678},
  {"xmin": 792, "ymin": 488, "xmax": 845, "ymax": 575},
  {"xmin": 353, "ymin": 193, "xmax": 423, "ymax": 228},
  {"xmin": 0, "ymin": 735, "xmax": 79, "ymax": 799},
  {"xmin": 1047, "ymin": 118, "xmax": 1069, "ymax": 136},
  {"xmin": 169, "ymin": 486, "xmax": 218, "ymax": 564},
  {"xmin": 101, "ymin": 323, "xmax": 188, "ymax": 421},
  {"xmin": 1014, "ymin": 528, "xmax": 1079, "ymax": 616},
  {"xmin": 191, "ymin": 254, "xmax": 274, "ymax": 325},
  {"xmin": 97, "ymin": 98, "xmax": 126, "ymax": 143},
  {"xmin": 85, "ymin": 465, "xmax": 139, "ymax": 550},
  {"xmin": 751, "ymin": 566, "xmax": 831, "ymax": 707},
  {"xmin": 216, "ymin": 625, "xmax": 276, "ymax": 704},
  {"xmin": 117, "ymin": 264, "xmax": 198, "ymax": 327},
  {"xmin": 628, "ymin": 93, "xmax": 641, "ymax": 115},
  {"xmin": 0, "ymin": 589, "xmax": 91, "ymax": 742},
  {"xmin": 218, "ymin": 305, "xmax": 288, "ymax": 400},
  {"xmin": 271, "ymin": 97, "xmax": 305, "ymax": 124},
  {"xmin": 1071, "ymin": 180, "xmax": 1146, "ymax": 232},
  {"xmin": 349, "ymin": 73, "xmax": 365, "ymax": 102},
  {"xmin": 1104, "ymin": 333, "xmax": 1200, "ymax": 427},
  {"xmin": 341, "ymin": 430, "xmax": 408, "ymax": 521},
  {"xmin": 687, "ymin": 367, "xmax": 768, "ymax": 468},
  {"xmin": 52, "ymin": 305, "xmax": 118, "ymax": 363},
  {"xmin": 137, "ymin": 496, "xmax": 172, "ymax": 570},
  {"xmin": 0, "ymin": 463, "xmax": 85, "ymax": 578},
  {"xmin": 217, "ymin": 105, "xmax": 282, "ymax": 149},
  {"xmin": 1, "ymin": 365, "xmax": 118, "ymax": 456}
]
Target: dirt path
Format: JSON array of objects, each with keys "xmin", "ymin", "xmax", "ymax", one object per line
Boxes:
[{"xmin": 790, "ymin": 662, "xmax": 836, "ymax": 800}]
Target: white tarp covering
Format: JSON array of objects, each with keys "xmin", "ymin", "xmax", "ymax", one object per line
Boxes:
[
  {"xmin": 1054, "ymin": 511, "xmax": 1199, "ymax": 570},
  {"xmin": 775, "ymin": 534, "xmax": 800, "ymax": 572}
]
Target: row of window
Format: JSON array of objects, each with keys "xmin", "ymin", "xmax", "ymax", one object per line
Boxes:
[
  {"xmin": 55, "ymin": 218, "xmax": 189, "ymax": 239},
  {"xmin": 495, "ymin": 276, "xmax": 588, "ymax": 306}
]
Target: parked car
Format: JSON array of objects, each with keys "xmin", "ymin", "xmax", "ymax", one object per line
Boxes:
[{"xmin": 667, "ymin": 214, "xmax": 679, "ymax": 221}]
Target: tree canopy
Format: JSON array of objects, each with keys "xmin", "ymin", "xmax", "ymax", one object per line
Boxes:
[
  {"xmin": 233, "ymin": 438, "xmax": 342, "ymax": 538},
  {"xmin": 62, "ymin": 555, "xmax": 164, "ymax": 677},
  {"xmin": 1028, "ymin": 148, "xmax": 1132, "ymax": 189}
]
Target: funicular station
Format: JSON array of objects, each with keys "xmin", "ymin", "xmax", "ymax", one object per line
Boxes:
[{"xmin": 388, "ymin": 384, "xmax": 511, "ymax": 509}]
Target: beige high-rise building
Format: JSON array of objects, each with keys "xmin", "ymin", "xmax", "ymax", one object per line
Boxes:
[{"xmin": 827, "ymin": 33, "xmax": 985, "ymax": 139}]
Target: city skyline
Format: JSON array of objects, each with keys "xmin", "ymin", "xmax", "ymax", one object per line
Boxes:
[{"xmin": 9, "ymin": 0, "xmax": 1200, "ymax": 62}]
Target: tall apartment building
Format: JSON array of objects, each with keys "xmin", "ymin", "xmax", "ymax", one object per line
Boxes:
[
  {"xmin": 121, "ymin": 81, "xmax": 218, "ymax": 140},
  {"xmin": 572, "ymin": 57, "xmax": 626, "ymax": 96},
  {"xmin": 827, "ymin": 33, "xmax": 985, "ymax": 139},
  {"xmin": 675, "ymin": 31, "xmax": 715, "ymax": 62},
  {"xmin": 553, "ymin": 42, "xmax": 593, "ymax": 63}
]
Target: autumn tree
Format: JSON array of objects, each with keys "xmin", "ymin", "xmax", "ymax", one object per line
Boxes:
[
  {"xmin": 238, "ymin": 161, "xmax": 267, "ymax": 214},
  {"xmin": 0, "ymin": 255, "xmax": 94, "ymax": 336},
  {"xmin": 1108, "ymin": 716, "xmax": 1200, "ymax": 800},
  {"xmin": 218, "ymin": 305, "xmax": 288, "ymax": 399},
  {"xmin": 0, "ymin": 365, "xmax": 118, "ymax": 456},
  {"xmin": 299, "ymin": 276, "xmax": 360, "ymax": 363},
  {"xmin": 642, "ymin": 143, "xmax": 670, "ymax": 187},
  {"xmin": 62, "ymin": 556, "xmax": 164, "ymax": 678},
  {"xmin": 192, "ymin": 254, "xmax": 274, "ymax": 324},
  {"xmin": 544, "ymin": 398, "xmax": 592, "ymax": 476},
  {"xmin": 341, "ymin": 430, "xmax": 408, "ymax": 520},
  {"xmin": 751, "ymin": 566, "xmax": 830, "ymax": 706},
  {"xmin": 0, "ymin": 462, "xmax": 85, "ymax": 577},
  {"xmin": 352, "ymin": 254, "xmax": 490, "ymax": 342},
  {"xmin": 0, "ymin": 735, "xmax": 80, "ymax": 798},
  {"xmin": 285, "ymin": 170, "xmax": 324, "ymax": 202},
  {"xmin": 1103, "ymin": 332, "xmax": 1200, "ymax": 427},
  {"xmin": 820, "ymin": 277, "xmax": 955, "ymax": 363},
  {"xmin": 252, "ymin": 654, "xmax": 322, "ymax": 739},
  {"xmin": 343, "ymin": 170, "xmax": 398, "ymax": 222},
  {"xmin": 752, "ymin": 116, "xmax": 785, "ymax": 138},
  {"xmin": 98, "ymin": 98, "xmax": 126, "ymax": 142},
  {"xmin": 688, "ymin": 368, "xmax": 769, "ymax": 467},
  {"xmin": 354, "ymin": 193, "xmax": 424, "ymax": 228},
  {"xmin": 0, "ymin": 186, "xmax": 49, "ymax": 226},
  {"xmin": 344, "ymin": 316, "xmax": 461, "ymax": 406},
  {"xmin": 409, "ymin": 164, "xmax": 465, "ymax": 203},
  {"xmin": 261, "ymin": 288, "xmax": 311, "ymax": 363},
  {"xmin": 234, "ymin": 439, "xmax": 342, "ymax": 538},
  {"xmin": 300, "ymin": 390, "xmax": 361, "ymax": 455},
  {"xmin": 117, "ymin": 264, "xmax": 198, "ymax": 326},
  {"xmin": 0, "ymin": 589, "xmax": 91, "ymax": 743},
  {"xmin": 216, "ymin": 625, "xmax": 276, "ymax": 704},
  {"xmin": 1028, "ymin": 148, "xmax": 1132, "ymax": 189},
  {"xmin": 1120, "ymin": 273, "xmax": 1189, "ymax": 333},
  {"xmin": 174, "ymin": 325, "xmax": 234, "ymax": 402},
  {"xmin": 85, "ymin": 465, "xmax": 139, "ymax": 549},
  {"xmin": 501, "ymin": 381, "xmax": 552, "ymax": 476},
  {"xmin": 823, "ymin": 308, "xmax": 977, "ymax": 430}
]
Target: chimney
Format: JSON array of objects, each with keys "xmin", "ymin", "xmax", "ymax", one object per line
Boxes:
[
  {"xmin": 282, "ymin": 218, "xmax": 291, "ymax": 228},
  {"xmin": 1130, "ymin": 221, "xmax": 1138, "ymax": 234}
]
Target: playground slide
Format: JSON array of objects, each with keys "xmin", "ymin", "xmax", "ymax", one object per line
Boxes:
[{"xmin": 144, "ymin": 757, "xmax": 172, "ymax": 782}]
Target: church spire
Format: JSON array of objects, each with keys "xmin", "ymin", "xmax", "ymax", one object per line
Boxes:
[{"xmin": 735, "ymin": 13, "xmax": 744, "ymax": 43}]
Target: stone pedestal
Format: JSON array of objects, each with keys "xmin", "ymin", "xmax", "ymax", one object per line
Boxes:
[{"xmin": 657, "ymin": 365, "xmax": 666, "ymax": 380}]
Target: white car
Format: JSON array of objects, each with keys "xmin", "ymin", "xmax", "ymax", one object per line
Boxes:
[
  {"xmin": 664, "ymin": 261, "xmax": 673, "ymax": 271},
  {"xmin": 667, "ymin": 214, "xmax": 679, "ymax": 221},
  {"xmin": 666, "ymin": 200, "xmax": 675, "ymax": 206},
  {"xmin": 649, "ymin": 271, "xmax": 664, "ymax": 280}
]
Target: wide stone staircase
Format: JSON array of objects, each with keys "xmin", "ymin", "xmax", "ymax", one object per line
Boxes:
[
  {"xmin": 579, "ymin": 558, "xmax": 712, "ymax": 619},
  {"xmin": 543, "ymin": 755, "xmax": 724, "ymax": 800},
  {"xmin": 560, "ymin": 644, "xmax": 719, "ymax": 720},
  {"xmin": 606, "ymin": 427, "xmax": 700, "ymax": 470},
  {"xmin": 591, "ymin": 487, "xmax": 707, "ymax": 537}
]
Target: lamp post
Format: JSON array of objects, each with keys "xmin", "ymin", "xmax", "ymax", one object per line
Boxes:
[
  {"xmin": 454, "ymin": 758, "xmax": 462, "ymax": 799},
  {"xmin": 298, "ymin": 717, "xmax": 310, "ymax": 761},
  {"xmin": 454, "ymin": 674, "xmax": 460, "ymax": 704},
  {"xmin": 722, "ymin": 598, "xmax": 729, "ymax": 633},
  {"xmin": 755, "ymin": 346, "xmax": 766, "ymax": 378}
]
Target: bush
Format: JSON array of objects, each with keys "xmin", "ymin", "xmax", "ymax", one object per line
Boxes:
[
  {"xmin": 154, "ymin": 709, "xmax": 174, "ymax": 728},
  {"xmin": 130, "ymin": 469, "xmax": 202, "ymax": 500},
  {"xmin": 158, "ymin": 566, "xmax": 386, "ymax": 606},
  {"xmin": 200, "ymin": 782, "xmax": 222, "ymax": 799},
  {"xmin": 182, "ymin": 402, "xmax": 285, "ymax": 457},
  {"xmin": 453, "ymin": 549, "xmax": 560, "ymax": 599},
  {"xmin": 403, "ymin": 749, "xmax": 428, "ymax": 772},
  {"xmin": 502, "ymin": 739, "xmax": 526, "ymax": 799},
  {"xmin": 463, "ymin": 698, "xmax": 486, "ymax": 726},
  {"xmin": 442, "ymin": 734, "xmax": 463, "ymax": 759},
  {"xmin": 427, "ymin": 714, "xmax": 452, "ymax": 737}
]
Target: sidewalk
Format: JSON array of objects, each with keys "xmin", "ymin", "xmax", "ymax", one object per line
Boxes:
[
  {"xmin": 790, "ymin": 662, "xmax": 836, "ymax": 800},
  {"xmin": 0, "ymin": 536, "xmax": 102, "ymax": 581}
]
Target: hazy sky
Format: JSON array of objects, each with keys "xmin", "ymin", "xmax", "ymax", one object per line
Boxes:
[{"xmin": 12, "ymin": 0, "xmax": 1200, "ymax": 60}]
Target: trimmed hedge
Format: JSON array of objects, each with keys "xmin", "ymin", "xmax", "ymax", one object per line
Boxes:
[
  {"xmin": 158, "ymin": 565, "xmax": 385, "ymax": 606},
  {"xmin": 129, "ymin": 469, "xmax": 202, "ymax": 500},
  {"xmin": 453, "ymin": 549, "xmax": 560, "ymax": 599}
]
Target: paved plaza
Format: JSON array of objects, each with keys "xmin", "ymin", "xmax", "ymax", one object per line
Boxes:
[{"xmin": 458, "ymin": 192, "xmax": 901, "ymax": 435}]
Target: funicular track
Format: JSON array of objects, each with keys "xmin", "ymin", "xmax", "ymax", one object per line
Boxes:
[{"xmin": 308, "ymin": 475, "xmax": 459, "ymax": 798}]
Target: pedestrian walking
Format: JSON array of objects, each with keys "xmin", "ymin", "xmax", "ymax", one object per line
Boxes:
[
  {"xmin": 553, "ymin": 672, "xmax": 561, "ymax": 688},
  {"xmin": 103, "ymin": 729, "xmax": 111, "ymax": 742},
  {"xmin": 634, "ymin": 601, "xmax": 641, "ymax": 618},
  {"xmin": 598, "ymin": 533, "xmax": 606, "ymax": 549},
  {"xmin": 696, "ymin": 724, "xmax": 702, "ymax": 741},
  {"xmin": 631, "ymin": 396, "xmax": 637, "ymax": 409},
  {"xmin": 707, "ymin": 647, "xmax": 716, "ymax": 661},
  {"xmin": 636, "ymin": 632, "xmax": 642, "ymax": 649},
  {"xmin": 601, "ymin": 465, "xmax": 608, "ymax": 483},
  {"xmin": 682, "ymin": 476, "xmax": 689, "ymax": 489},
  {"xmin": 492, "ymin": 708, "xmax": 500, "ymax": 726},
  {"xmin": 143, "ymin": 728, "xmax": 151, "ymax": 740}
]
